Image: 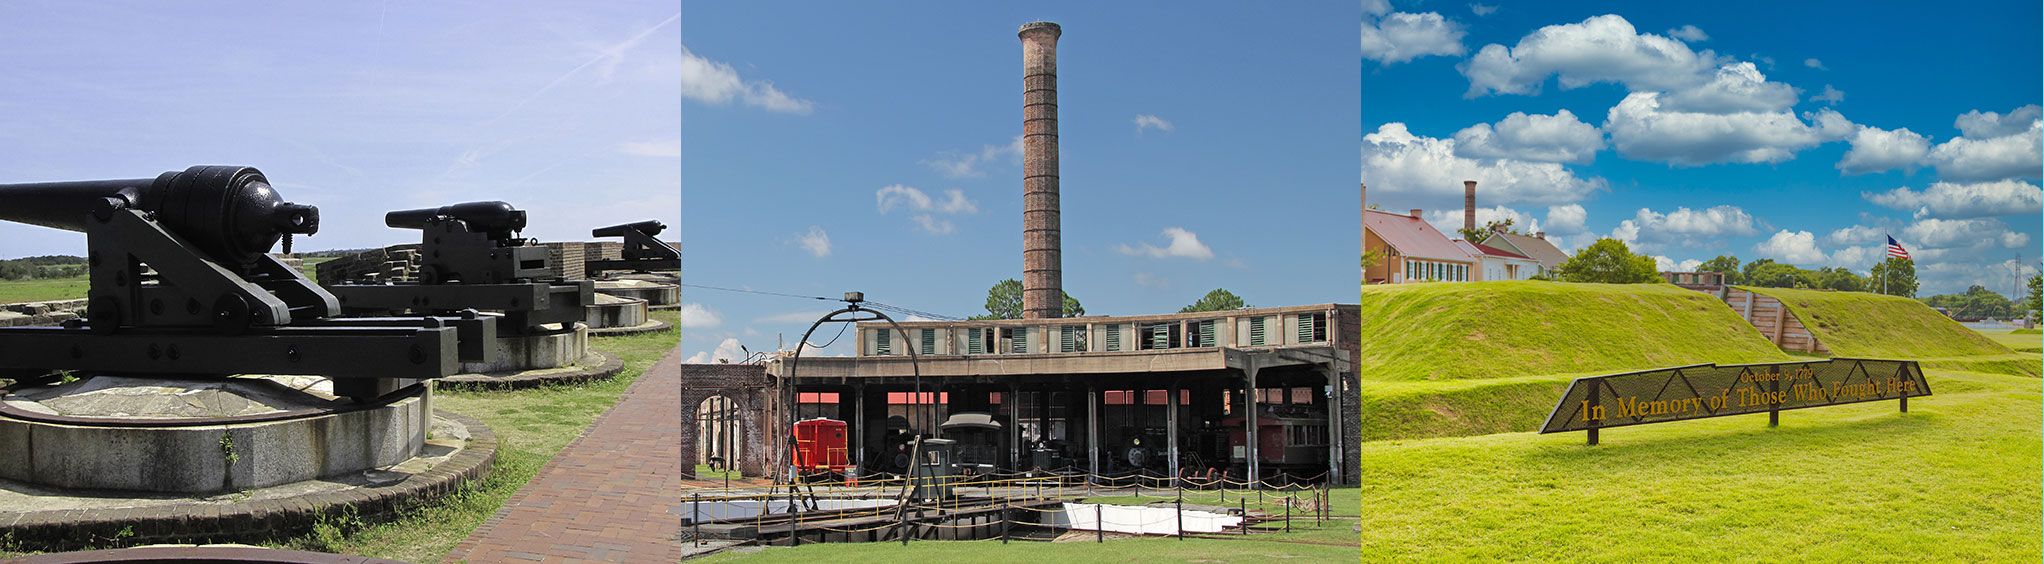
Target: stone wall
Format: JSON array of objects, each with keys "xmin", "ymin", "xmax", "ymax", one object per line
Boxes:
[
  {"xmin": 0, "ymin": 299, "xmax": 87, "ymax": 327},
  {"xmin": 680, "ymin": 363, "xmax": 775, "ymax": 479}
]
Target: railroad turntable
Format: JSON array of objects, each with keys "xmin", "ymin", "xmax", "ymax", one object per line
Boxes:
[{"xmin": 0, "ymin": 166, "xmax": 497, "ymax": 550}]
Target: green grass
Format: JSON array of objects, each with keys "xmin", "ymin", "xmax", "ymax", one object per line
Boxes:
[
  {"xmin": 1359, "ymin": 367, "xmax": 2041, "ymax": 561},
  {"xmin": 1357, "ymin": 282, "xmax": 1795, "ymax": 440},
  {"xmin": 699, "ymin": 488, "xmax": 1359, "ymax": 563},
  {"xmin": 0, "ymin": 276, "xmax": 87, "ymax": 304},
  {"xmin": 1743, "ymin": 286, "xmax": 2013, "ymax": 358},
  {"xmin": 1358, "ymin": 281, "xmax": 1791, "ymax": 382},
  {"xmin": 273, "ymin": 309, "xmax": 679, "ymax": 562},
  {"xmin": 1977, "ymin": 329, "xmax": 2042, "ymax": 353}
]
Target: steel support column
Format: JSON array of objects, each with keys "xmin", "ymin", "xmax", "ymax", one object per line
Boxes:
[
  {"xmin": 1245, "ymin": 364, "xmax": 1260, "ymax": 486},
  {"xmin": 853, "ymin": 385, "xmax": 866, "ymax": 469},
  {"xmin": 1167, "ymin": 382, "xmax": 1181, "ymax": 487},
  {"xmin": 1323, "ymin": 362, "xmax": 1343, "ymax": 485},
  {"xmin": 1087, "ymin": 385, "xmax": 1101, "ymax": 478}
]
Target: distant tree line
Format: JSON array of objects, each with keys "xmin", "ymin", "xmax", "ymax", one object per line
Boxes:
[
  {"xmin": 0, "ymin": 255, "xmax": 86, "ymax": 281},
  {"xmin": 1692, "ymin": 255, "xmax": 1917, "ymax": 297}
]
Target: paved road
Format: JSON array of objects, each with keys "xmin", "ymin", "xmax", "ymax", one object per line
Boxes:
[{"xmin": 447, "ymin": 349, "xmax": 684, "ymax": 563}]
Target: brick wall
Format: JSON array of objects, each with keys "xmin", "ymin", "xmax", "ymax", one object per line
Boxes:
[{"xmin": 680, "ymin": 363, "xmax": 776, "ymax": 479}]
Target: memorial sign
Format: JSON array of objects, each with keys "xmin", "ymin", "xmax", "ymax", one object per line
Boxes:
[{"xmin": 1539, "ymin": 358, "xmax": 1930, "ymax": 444}]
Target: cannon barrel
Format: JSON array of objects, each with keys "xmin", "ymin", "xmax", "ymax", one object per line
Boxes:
[
  {"xmin": 385, "ymin": 201, "xmax": 526, "ymax": 233},
  {"xmin": 0, "ymin": 166, "xmax": 317, "ymax": 268},
  {"xmin": 591, "ymin": 219, "xmax": 665, "ymax": 238}
]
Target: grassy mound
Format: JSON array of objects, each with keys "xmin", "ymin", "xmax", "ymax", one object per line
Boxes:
[
  {"xmin": 1356, "ymin": 282, "xmax": 1794, "ymax": 440},
  {"xmin": 1358, "ymin": 281, "xmax": 1790, "ymax": 381},
  {"xmin": 1359, "ymin": 368, "xmax": 2041, "ymax": 560},
  {"xmin": 1744, "ymin": 286, "xmax": 2012, "ymax": 358}
]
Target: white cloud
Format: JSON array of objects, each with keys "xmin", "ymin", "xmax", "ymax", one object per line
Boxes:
[
  {"xmin": 1904, "ymin": 217, "xmax": 2014, "ymax": 249},
  {"xmin": 1658, "ymin": 62, "xmax": 1800, "ymax": 114},
  {"xmin": 1803, "ymin": 58, "xmax": 1825, "ymax": 70},
  {"xmin": 1955, "ymin": 105, "xmax": 2041, "ymax": 139},
  {"xmin": 1361, "ymin": 0, "xmax": 1391, "ymax": 17},
  {"xmin": 680, "ymin": 47, "xmax": 814, "ymax": 114},
  {"xmin": 1362, "ymin": 123, "xmax": 1607, "ymax": 205},
  {"xmin": 1753, "ymin": 230, "xmax": 1827, "ymax": 265},
  {"xmin": 1361, "ymin": 11, "xmax": 1467, "ymax": 64},
  {"xmin": 1545, "ymin": 204, "xmax": 1588, "ymax": 234},
  {"xmin": 2002, "ymin": 231, "xmax": 2031, "ymax": 248},
  {"xmin": 1470, "ymin": 4, "xmax": 1497, "ymax": 16},
  {"xmin": 1460, "ymin": 14, "xmax": 1720, "ymax": 97},
  {"xmin": 876, "ymin": 185, "xmax": 976, "ymax": 235},
  {"xmin": 1134, "ymin": 114, "xmax": 1175, "ymax": 134},
  {"xmin": 920, "ymin": 136, "xmax": 1022, "ymax": 178},
  {"xmin": 679, "ymin": 303, "xmax": 722, "ymax": 329},
  {"xmin": 1865, "ymin": 179, "xmax": 2042, "ymax": 219},
  {"xmin": 1666, "ymin": 25, "xmax": 1709, "ymax": 42},
  {"xmin": 1837, "ymin": 125, "xmax": 1929, "ymax": 175},
  {"xmin": 1928, "ymin": 118, "xmax": 2042, "ymax": 182},
  {"xmin": 1651, "ymin": 255, "xmax": 1707, "ymax": 272},
  {"xmin": 796, "ymin": 226, "xmax": 831, "ymax": 257},
  {"xmin": 682, "ymin": 338, "xmax": 748, "ymax": 364},
  {"xmin": 1810, "ymin": 84, "xmax": 1845, "ymax": 106},
  {"xmin": 1425, "ymin": 205, "xmax": 1542, "ymax": 237},
  {"xmin": 1116, "ymin": 227, "xmax": 1215, "ymax": 260},
  {"xmin": 1826, "ymin": 224, "xmax": 1886, "ymax": 246},
  {"xmin": 617, "ymin": 139, "xmax": 680, "ymax": 158},
  {"xmin": 1611, "ymin": 205, "xmax": 1758, "ymax": 248},
  {"xmin": 1452, "ymin": 109, "xmax": 1605, "ymax": 164},
  {"xmin": 1603, "ymin": 92, "xmax": 1851, "ymax": 166}
]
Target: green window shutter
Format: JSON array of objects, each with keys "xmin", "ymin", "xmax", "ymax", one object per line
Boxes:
[
  {"xmin": 875, "ymin": 329, "xmax": 891, "ymax": 355},
  {"xmin": 967, "ymin": 329, "xmax": 985, "ymax": 354},
  {"xmin": 1105, "ymin": 325, "xmax": 1121, "ymax": 351},
  {"xmin": 1011, "ymin": 327, "xmax": 1029, "ymax": 354},
  {"xmin": 1249, "ymin": 316, "xmax": 1266, "ymax": 346},
  {"xmin": 1197, "ymin": 320, "xmax": 1216, "ymax": 347},
  {"xmin": 1059, "ymin": 325, "xmax": 1076, "ymax": 353},
  {"xmin": 1296, "ymin": 314, "xmax": 1315, "ymax": 343},
  {"xmin": 1150, "ymin": 324, "xmax": 1169, "ymax": 350},
  {"xmin": 921, "ymin": 328, "xmax": 936, "ymax": 354}
]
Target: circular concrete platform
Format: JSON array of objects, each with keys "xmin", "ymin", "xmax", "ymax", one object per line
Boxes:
[
  {"xmin": 438, "ymin": 350, "xmax": 626, "ymax": 390},
  {"xmin": 585, "ymin": 292, "xmax": 650, "ymax": 330},
  {"xmin": 590, "ymin": 318, "xmax": 670, "ymax": 337},
  {"xmin": 460, "ymin": 323, "xmax": 588, "ymax": 374},
  {"xmin": 0, "ymin": 410, "xmax": 495, "ymax": 551},
  {"xmin": 595, "ymin": 279, "xmax": 679, "ymax": 309},
  {"xmin": 0, "ymin": 377, "xmax": 427, "ymax": 494}
]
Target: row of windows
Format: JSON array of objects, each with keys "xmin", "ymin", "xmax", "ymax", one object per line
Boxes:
[
  {"xmin": 1405, "ymin": 259, "xmax": 1470, "ymax": 282},
  {"xmin": 872, "ymin": 313, "xmax": 1332, "ymax": 356}
]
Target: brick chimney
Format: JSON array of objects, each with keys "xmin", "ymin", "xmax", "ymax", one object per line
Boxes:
[
  {"xmin": 1020, "ymin": 21, "xmax": 1063, "ymax": 319},
  {"xmin": 1535, "ymin": 231, "xmax": 1546, "ymax": 239},
  {"xmin": 1409, "ymin": 208, "xmax": 1423, "ymax": 219},
  {"xmin": 1463, "ymin": 180, "xmax": 1477, "ymax": 234}
]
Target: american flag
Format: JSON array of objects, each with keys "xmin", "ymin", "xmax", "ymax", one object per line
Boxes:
[{"xmin": 1886, "ymin": 236, "xmax": 1910, "ymax": 260}]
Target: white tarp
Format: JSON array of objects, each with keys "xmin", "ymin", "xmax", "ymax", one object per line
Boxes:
[{"xmin": 1054, "ymin": 502, "xmax": 1243, "ymax": 535}]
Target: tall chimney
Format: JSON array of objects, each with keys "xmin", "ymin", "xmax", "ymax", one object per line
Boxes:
[
  {"xmin": 1020, "ymin": 21, "xmax": 1063, "ymax": 319},
  {"xmin": 1463, "ymin": 180, "xmax": 1478, "ymax": 235}
]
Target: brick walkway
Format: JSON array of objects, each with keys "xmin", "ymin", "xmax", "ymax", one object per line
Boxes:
[{"xmin": 446, "ymin": 350, "xmax": 683, "ymax": 563}]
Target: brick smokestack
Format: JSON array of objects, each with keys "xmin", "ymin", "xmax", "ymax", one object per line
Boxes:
[
  {"xmin": 1020, "ymin": 21, "xmax": 1063, "ymax": 319},
  {"xmin": 1463, "ymin": 180, "xmax": 1477, "ymax": 235}
]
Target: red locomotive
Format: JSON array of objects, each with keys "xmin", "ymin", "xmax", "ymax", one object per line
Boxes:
[{"xmin": 790, "ymin": 418, "xmax": 852, "ymax": 473}]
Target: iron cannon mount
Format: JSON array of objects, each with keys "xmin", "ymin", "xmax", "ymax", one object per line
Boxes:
[
  {"xmin": 0, "ymin": 166, "xmax": 487, "ymax": 402},
  {"xmin": 322, "ymin": 201, "xmax": 593, "ymax": 334},
  {"xmin": 585, "ymin": 219, "xmax": 679, "ymax": 276}
]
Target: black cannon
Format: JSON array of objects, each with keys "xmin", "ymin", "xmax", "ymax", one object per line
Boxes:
[
  {"xmin": 585, "ymin": 219, "xmax": 679, "ymax": 276},
  {"xmin": 0, "ymin": 166, "xmax": 483, "ymax": 401},
  {"xmin": 323, "ymin": 201, "xmax": 592, "ymax": 333}
]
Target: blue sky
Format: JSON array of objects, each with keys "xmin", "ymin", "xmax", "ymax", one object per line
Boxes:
[
  {"xmin": 682, "ymin": 2, "xmax": 1359, "ymax": 362},
  {"xmin": 0, "ymin": 1, "xmax": 679, "ymax": 257},
  {"xmin": 1363, "ymin": 0, "xmax": 2042, "ymax": 297}
]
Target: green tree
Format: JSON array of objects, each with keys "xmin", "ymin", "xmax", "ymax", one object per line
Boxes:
[
  {"xmin": 1697, "ymin": 255, "xmax": 1742, "ymax": 285},
  {"xmin": 970, "ymin": 279, "xmax": 1083, "ymax": 319},
  {"xmin": 1923, "ymin": 285, "xmax": 2015, "ymax": 319},
  {"xmin": 1555, "ymin": 238, "xmax": 1661, "ymax": 284},
  {"xmin": 1457, "ymin": 218, "xmax": 1516, "ymax": 242},
  {"xmin": 1743, "ymin": 260, "xmax": 1815, "ymax": 288},
  {"xmin": 1868, "ymin": 257, "xmax": 1919, "ymax": 297},
  {"xmin": 1814, "ymin": 267, "xmax": 1867, "ymax": 292},
  {"xmin": 1181, "ymin": 289, "xmax": 1248, "ymax": 313}
]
